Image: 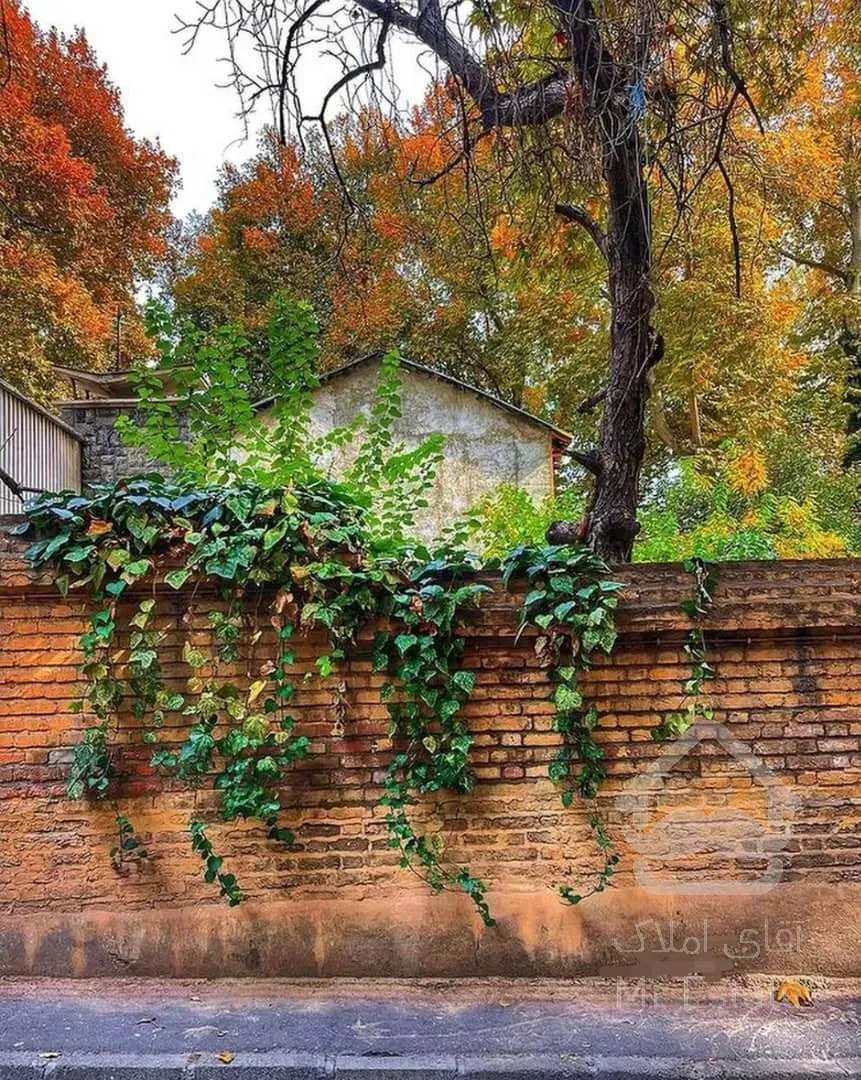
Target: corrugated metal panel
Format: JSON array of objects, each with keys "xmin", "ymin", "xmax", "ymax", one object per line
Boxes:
[{"xmin": 0, "ymin": 379, "xmax": 82, "ymax": 515}]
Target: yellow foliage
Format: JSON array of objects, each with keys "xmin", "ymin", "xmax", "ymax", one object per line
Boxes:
[{"xmin": 729, "ymin": 449, "xmax": 769, "ymax": 496}]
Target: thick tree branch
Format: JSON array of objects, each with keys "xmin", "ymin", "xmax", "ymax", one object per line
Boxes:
[
  {"xmin": 555, "ymin": 202, "xmax": 607, "ymax": 258},
  {"xmin": 355, "ymin": 0, "xmax": 571, "ymax": 127},
  {"xmin": 549, "ymin": 0, "xmax": 617, "ymax": 110},
  {"xmin": 775, "ymin": 246, "xmax": 849, "ymax": 283},
  {"xmin": 558, "ymin": 446, "xmax": 602, "ymax": 475},
  {"xmin": 577, "ymin": 387, "xmax": 607, "ymax": 415}
]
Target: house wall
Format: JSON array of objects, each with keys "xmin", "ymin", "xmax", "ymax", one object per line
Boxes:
[
  {"xmin": 58, "ymin": 365, "xmax": 557, "ymax": 535},
  {"xmin": 0, "ymin": 553, "xmax": 860, "ymax": 978},
  {"xmin": 262, "ymin": 362, "xmax": 556, "ymax": 541}
]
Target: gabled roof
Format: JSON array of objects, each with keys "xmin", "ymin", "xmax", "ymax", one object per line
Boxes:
[{"xmin": 255, "ymin": 353, "xmax": 572, "ymax": 445}]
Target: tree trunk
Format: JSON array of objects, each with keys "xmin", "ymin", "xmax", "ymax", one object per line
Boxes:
[
  {"xmin": 844, "ymin": 189, "xmax": 861, "ymax": 469},
  {"xmin": 584, "ymin": 126, "xmax": 655, "ymax": 562}
]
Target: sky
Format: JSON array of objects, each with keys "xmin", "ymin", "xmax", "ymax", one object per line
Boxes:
[
  {"xmin": 25, "ymin": 0, "xmax": 256, "ymax": 217},
  {"xmin": 24, "ymin": 1, "xmax": 430, "ymax": 220}
]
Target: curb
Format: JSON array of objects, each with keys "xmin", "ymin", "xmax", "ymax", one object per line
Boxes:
[{"xmin": 1, "ymin": 1053, "xmax": 859, "ymax": 1079}]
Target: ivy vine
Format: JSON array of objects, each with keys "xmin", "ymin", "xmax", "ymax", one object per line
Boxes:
[
  {"xmin": 17, "ymin": 475, "xmax": 637, "ymax": 923},
  {"xmin": 500, "ymin": 545, "xmax": 623, "ymax": 903},
  {"xmin": 17, "ymin": 478, "xmax": 495, "ymax": 917},
  {"xmin": 653, "ymin": 556, "xmax": 719, "ymax": 741}
]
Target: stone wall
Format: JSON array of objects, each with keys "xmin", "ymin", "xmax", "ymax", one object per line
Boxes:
[
  {"xmin": 58, "ymin": 403, "xmax": 187, "ymax": 487},
  {"xmin": 1, "ymin": 553, "xmax": 860, "ymax": 978}
]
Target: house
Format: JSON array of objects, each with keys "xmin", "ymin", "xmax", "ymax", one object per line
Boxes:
[
  {"xmin": 42, "ymin": 356, "xmax": 571, "ymax": 538},
  {"xmin": 257, "ymin": 355, "xmax": 571, "ymax": 539}
]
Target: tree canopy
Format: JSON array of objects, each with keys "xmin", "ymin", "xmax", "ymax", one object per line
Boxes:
[
  {"xmin": 179, "ymin": 0, "xmax": 852, "ymax": 558},
  {"xmin": 0, "ymin": 0, "xmax": 177, "ymax": 400}
]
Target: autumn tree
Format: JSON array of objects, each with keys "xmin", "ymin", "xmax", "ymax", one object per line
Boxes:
[
  {"xmin": 182, "ymin": 0, "xmax": 822, "ymax": 559},
  {"xmin": 755, "ymin": 0, "xmax": 860, "ymax": 470},
  {"xmin": 0, "ymin": 0, "xmax": 177, "ymax": 400},
  {"xmin": 173, "ymin": 107, "xmax": 609, "ymax": 410}
]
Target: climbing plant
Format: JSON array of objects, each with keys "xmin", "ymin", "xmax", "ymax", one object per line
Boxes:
[
  {"xmin": 500, "ymin": 545, "xmax": 623, "ymax": 903},
  {"xmin": 653, "ymin": 557, "xmax": 719, "ymax": 741},
  {"xmin": 19, "ymin": 475, "xmax": 633, "ymax": 920},
  {"xmin": 20, "ymin": 475, "xmax": 494, "ymax": 913},
  {"xmin": 13, "ymin": 296, "xmax": 643, "ymax": 922}
]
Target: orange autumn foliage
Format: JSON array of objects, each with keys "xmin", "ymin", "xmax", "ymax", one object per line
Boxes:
[{"xmin": 0, "ymin": 0, "xmax": 177, "ymax": 400}]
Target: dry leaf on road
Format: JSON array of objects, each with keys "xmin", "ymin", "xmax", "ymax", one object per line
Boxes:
[{"xmin": 775, "ymin": 979, "xmax": 813, "ymax": 1008}]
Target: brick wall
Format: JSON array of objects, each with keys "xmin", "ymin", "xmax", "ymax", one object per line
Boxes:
[{"xmin": 1, "ymin": 551, "xmax": 860, "ymax": 978}]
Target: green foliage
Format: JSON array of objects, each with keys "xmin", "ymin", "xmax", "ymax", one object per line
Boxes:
[
  {"xmin": 466, "ymin": 484, "xmax": 586, "ymax": 560},
  {"xmin": 635, "ymin": 446, "xmax": 858, "ymax": 563},
  {"xmin": 343, "ymin": 351, "xmax": 446, "ymax": 551},
  {"xmin": 190, "ymin": 819, "xmax": 243, "ymax": 906},
  {"xmin": 20, "ymin": 473, "xmax": 497, "ymax": 917},
  {"xmin": 20, "ymin": 468, "xmax": 634, "ymax": 921},
  {"xmin": 653, "ymin": 558, "xmax": 718, "ymax": 742},
  {"xmin": 110, "ymin": 813, "xmax": 150, "ymax": 873},
  {"xmin": 117, "ymin": 296, "xmax": 445, "ymax": 545},
  {"xmin": 18, "ymin": 287, "xmax": 695, "ymax": 923},
  {"xmin": 500, "ymin": 544, "xmax": 622, "ymax": 902},
  {"xmin": 67, "ymin": 723, "xmax": 115, "ymax": 800},
  {"xmin": 373, "ymin": 558, "xmax": 494, "ymax": 925}
]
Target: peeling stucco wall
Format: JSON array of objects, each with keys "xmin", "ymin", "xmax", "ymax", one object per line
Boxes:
[
  {"xmin": 59, "ymin": 362, "xmax": 557, "ymax": 536},
  {"xmin": 261, "ymin": 360, "xmax": 557, "ymax": 541}
]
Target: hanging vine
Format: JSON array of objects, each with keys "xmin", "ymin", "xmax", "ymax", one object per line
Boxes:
[
  {"xmin": 16, "ymin": 476, "xmax": 634, "ymax": 923},
  {"xmin": 13, "ymin": 296, "xmax": 643, "ymax": 925},
  {"xmin": 19, "ymin": 477, "xmax": 503, "ymax": 920},
  {"xmin": 500, "ymin": 545, "xmax": 623, "ymax": 904},
  {"xmin": 653, "ymin": 557, "xmax": 719, "ymax": 741}
]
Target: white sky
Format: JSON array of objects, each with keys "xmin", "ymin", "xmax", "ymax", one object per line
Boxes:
[
  {"xmin": 25, "ymin": 0, "xmax": 256, "ymax": 217},
  {"xmin": 24, "ymin": 1, "xmax": 431, "ymax": 220}
]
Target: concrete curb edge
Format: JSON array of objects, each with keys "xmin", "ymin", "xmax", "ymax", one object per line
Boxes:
[{"xmin": 1, "ymin": 1052, "xmax": 858, "ymax": 1080}]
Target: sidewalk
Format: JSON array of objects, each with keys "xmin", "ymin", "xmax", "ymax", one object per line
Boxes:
[{"xmin": 0, "ymin": 976, "xmax": 858, "ymax": 1078}]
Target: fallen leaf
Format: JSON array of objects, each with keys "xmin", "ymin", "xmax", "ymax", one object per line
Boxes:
[
  {"xmin": 775, "ymin": 979, "xmax": 813, "ymax": 1008},
  {"xmin": 217, "ymin": 1052, "xmax": 236, "ymax": 1064}
]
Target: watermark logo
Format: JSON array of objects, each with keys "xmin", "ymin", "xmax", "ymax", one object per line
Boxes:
[{"xmin": 616, "ymin": 720, "xmax": 801, "ymax": 895}]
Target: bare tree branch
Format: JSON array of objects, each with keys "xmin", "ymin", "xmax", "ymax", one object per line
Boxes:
[
  {"xmin": 555, "ymin": 202, "xmax": 607, "ymax": 258},
  {"xmin": 710, "ymin": 0, "xmax": 765, "ymax": 134},
  {"xmin": 716, "ymin": 156, "xmax": 742, "ymax": 298},
  {"xmin": 0, "ymin": 465, "xmax": 24, "ymax": 501},
  {"xmin": 775, "ymin": 246, "xmax": 849, "ymax": 283}
]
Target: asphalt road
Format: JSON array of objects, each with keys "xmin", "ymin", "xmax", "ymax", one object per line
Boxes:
[{"xmin": 0, "ymin": 976, "xmax": 858, "ymax": 1078}]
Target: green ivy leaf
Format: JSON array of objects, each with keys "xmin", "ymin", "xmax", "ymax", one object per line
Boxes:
[{"xmin": 165, "ymin": 568, "xmax": 192, "ymax": 590}]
